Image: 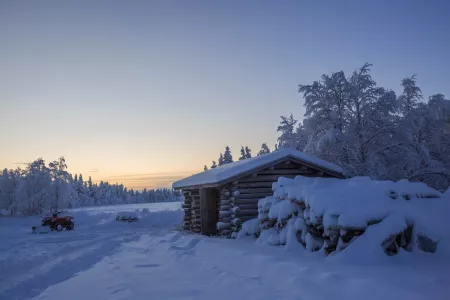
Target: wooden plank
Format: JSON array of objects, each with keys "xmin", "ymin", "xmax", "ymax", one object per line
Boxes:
[
  {"xmin": 200, "ymin": 188, "xmax": 219, "ymax": 236},
  {"xmin": 238, "ymin": 175, "xmax": 296, "ymax": 183}
]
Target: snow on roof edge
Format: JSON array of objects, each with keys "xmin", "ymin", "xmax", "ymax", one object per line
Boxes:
[{"xmin": 172, "ymin": 148, "xmax": 345, "ymax": 189}]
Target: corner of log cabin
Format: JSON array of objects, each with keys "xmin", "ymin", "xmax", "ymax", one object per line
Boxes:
[{"xmin": 179, "ymin": 155, "xmax": 343, "ymax": 237}]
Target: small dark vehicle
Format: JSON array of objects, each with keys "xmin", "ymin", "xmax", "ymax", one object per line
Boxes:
[{"xmin": 41, "ymin": 211, "xmax": 75, "ymax": 231}]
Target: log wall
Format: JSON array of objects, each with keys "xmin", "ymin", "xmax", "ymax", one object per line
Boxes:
[
  {"xmin": 182, "ymin": 189, "xmax": 201, "ymax": 233},
  {"xmin": 224, "ymin": 160, "xmax": 334, "ymax": 238}
]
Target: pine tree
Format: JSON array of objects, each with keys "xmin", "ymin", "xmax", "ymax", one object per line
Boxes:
[
  {"xmin": 245, "ymin": 146, "xmax": 252, "ymax": 158},
  {"xmin": 258, "ymin": 143, "xmax": 271, "ymax": 156},
  {"xmin": 239, "ymin": 146, "xmax": 246, "ymax": 160},
  {"xmin": 223, "ymin": 146, "xmax": 233, "ymax": 164},
  {"xmin": 218, "ymin": 153, "xmax": 224, "ymax": 166},
  {"xmin": 204, "ymin": 165, "xmax": 208, "ymax": 171},
  {"xmin": 211, "ymin": 161, "xmax": 217, "ymax": 168}
]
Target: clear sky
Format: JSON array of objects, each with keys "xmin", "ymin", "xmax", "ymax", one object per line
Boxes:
[{"xmin": 1, "ymin": 0, "xmax": 449, "ymax": 189}]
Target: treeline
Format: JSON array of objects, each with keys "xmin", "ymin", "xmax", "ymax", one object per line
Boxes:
[
  {"xmin": 0, "ymin": 157, "xmax": 182, "ymax": 216},
  {"xmin": 203, "ymin": 63, "xmax": 450, "ymax": 190}
]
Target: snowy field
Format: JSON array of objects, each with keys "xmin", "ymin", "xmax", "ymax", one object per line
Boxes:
[{"xmin": 1, "ymin": 202, "xmax": 449, "ymax": 300}]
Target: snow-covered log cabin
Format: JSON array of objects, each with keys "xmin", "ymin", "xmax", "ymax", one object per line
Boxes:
[{"xmin": 173, "ymin": 148, "xmax": 345, "ymax": 236}]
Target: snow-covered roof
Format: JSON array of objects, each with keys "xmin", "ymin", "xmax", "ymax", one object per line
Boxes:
[{"xmin": 172, "ymin": 148, "xmax": 345, "ymax": 189}]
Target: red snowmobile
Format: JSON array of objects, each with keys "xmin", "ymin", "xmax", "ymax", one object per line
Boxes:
[{"xmin": 41, "ymin": 211, "xmax": 75, "ymax": 231}]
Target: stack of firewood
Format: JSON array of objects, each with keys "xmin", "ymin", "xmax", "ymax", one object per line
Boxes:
[{"xmin": 251, "ymin": 187, "xmax": 438, "ymax": 255}]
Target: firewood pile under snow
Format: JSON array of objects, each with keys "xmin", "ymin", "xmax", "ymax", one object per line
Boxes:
[{"xmin": 238, "ymin": 176, "xmax": 450, "ymax": 258}]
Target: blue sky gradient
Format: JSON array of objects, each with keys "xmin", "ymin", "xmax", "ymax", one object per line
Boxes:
[{"xmin": 1, "ymin": 0, "xmax": 449, "ymax": 188}]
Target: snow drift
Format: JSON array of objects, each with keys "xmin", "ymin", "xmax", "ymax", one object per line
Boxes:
[{"xmin": 238, "ymin": 176, "xmax": 450, "ymax": 260}]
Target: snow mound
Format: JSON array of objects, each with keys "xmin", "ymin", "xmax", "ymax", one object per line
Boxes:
[
  {"xmin": 246, "ymin": 176, "xmax": 450, "ymax": 261},
  {"xmin": 237, "ymin": 218, "xmax": 261, "ymax": 239}
]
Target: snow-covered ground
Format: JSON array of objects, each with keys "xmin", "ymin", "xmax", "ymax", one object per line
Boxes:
[{"xmin": 1, "ymin": 202, "xmax": 449, "ymax": 300}]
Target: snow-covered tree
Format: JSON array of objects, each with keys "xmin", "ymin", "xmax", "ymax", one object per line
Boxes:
[
  {"xmin": 0, "ymin": 169, "xmax": 14, "ymax": 212},
  {"xmin": 15, "ymin": 158, "xmax": 53, "ymax": 214},
  {"xmin": 218, "ymin": 153, "xmax": 224, "ymax": 166},
  {"xmin": 291, "ymin": 63, "xmax": 449, "ymax": 189},
  {"xmin": 277, "ymin": 114, "xmax": 298, "ymax": 149},
  {"xmin": 257, "ymin": 143, "xmax": 271, "ymax": 156},
  {"xmin": 398, "ymin": 75, "xmax": 422, "ymax": 115},
  {"xmin": 211, "ymin": 161, "xmax": 217, "ymax": 169},
  {"xmin": 204, "ymin": 165, "xmax": 208, "ymax": 171},
  {"xmin": 0, "ymin": 157, "xmax": 182, "ymax": 215}
]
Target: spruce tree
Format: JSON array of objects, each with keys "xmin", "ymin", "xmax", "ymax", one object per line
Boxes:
[
  {"xmin": 218, "ymin": 153, "xmax": 224, "ymax": 166},
  {"xmin": 223, "ymin": 146, "xmax": 233, "ymax": 164},
  {"xmin": 245, "ymin": 146, "xmax": 252, "ymax": 158},
  {"xmin": 239, "ymin": 146, "xmax": 246, "ymax": 160},
  {"xmin": 211, "ymin": 161, "xmax": 217, "ymax": 168},
  {"xmin": 258, "ymin": 143, "xmax": 271, "ymax": 156}
]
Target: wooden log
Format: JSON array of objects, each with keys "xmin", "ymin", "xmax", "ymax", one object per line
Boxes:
[
  {"xmin": 235, "ymin": 209, "xmax": 258, "ymax": 217},
  {"xmin": 238, "ymin": 175, "xmax": 296, "ymax": 183},
  {"xmin": 234, "ymin": 198, "xmax": 262, "ymax": 205},
  {"xmin": 233, "ymin": 187, "xmax": 274, "ymax": 194},
  {"xmin": 219, "ymin": 211, "xmax": 232, "ymax": 217},
  {"xmin": 181, "ymin": 203, "xmax": 191, "ymax": 209},
  {"xmin": 184, "ymin": 197, "xmax": 193, "ymax": 203},
  {"xmin": 219, "ymin": 217, "xmax": 232, "ymax": 223},
  {"xmin": 220, "ymin": 200, "xmax": 231, "ymax": 206},
  {"xmin": 258, "ymin": 169, "xmax": 313, "ymax": 175},
  {"xmin": 234, "ymin": 182, "xmax": 274, "ymax": 188},
  {"xmin": 235, "ymin": 204, "xmax": 258, "ymax": 210},
  {"xmin": 239, "ymin": 215, "xmax": 258, "ymax": 222},
  {"xmin": 220, "ymin": 230, "xmax": 232, "ymax": 236},
  {"xmin": 217, "ymin": 222, "xmax": 231, "ymax": 230},
  {"xmin": 231, "ymin": 207, "xmax": 240, "ymax": 214},
  {"xmin": 231, "ymin": 218, "xmax": 241, "ymax": 226},
  {"xmin": 235, "ymin": 192, "xmax": 273, "ymax": 199},
  {"xmin": 272, "ymin": 163, "xmax": 305, "ymax": 169}
]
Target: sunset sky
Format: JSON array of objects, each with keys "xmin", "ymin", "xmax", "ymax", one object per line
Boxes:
[{"xmin": 1, "ymin": 1, "xmax": 449, "ymax": 189}]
